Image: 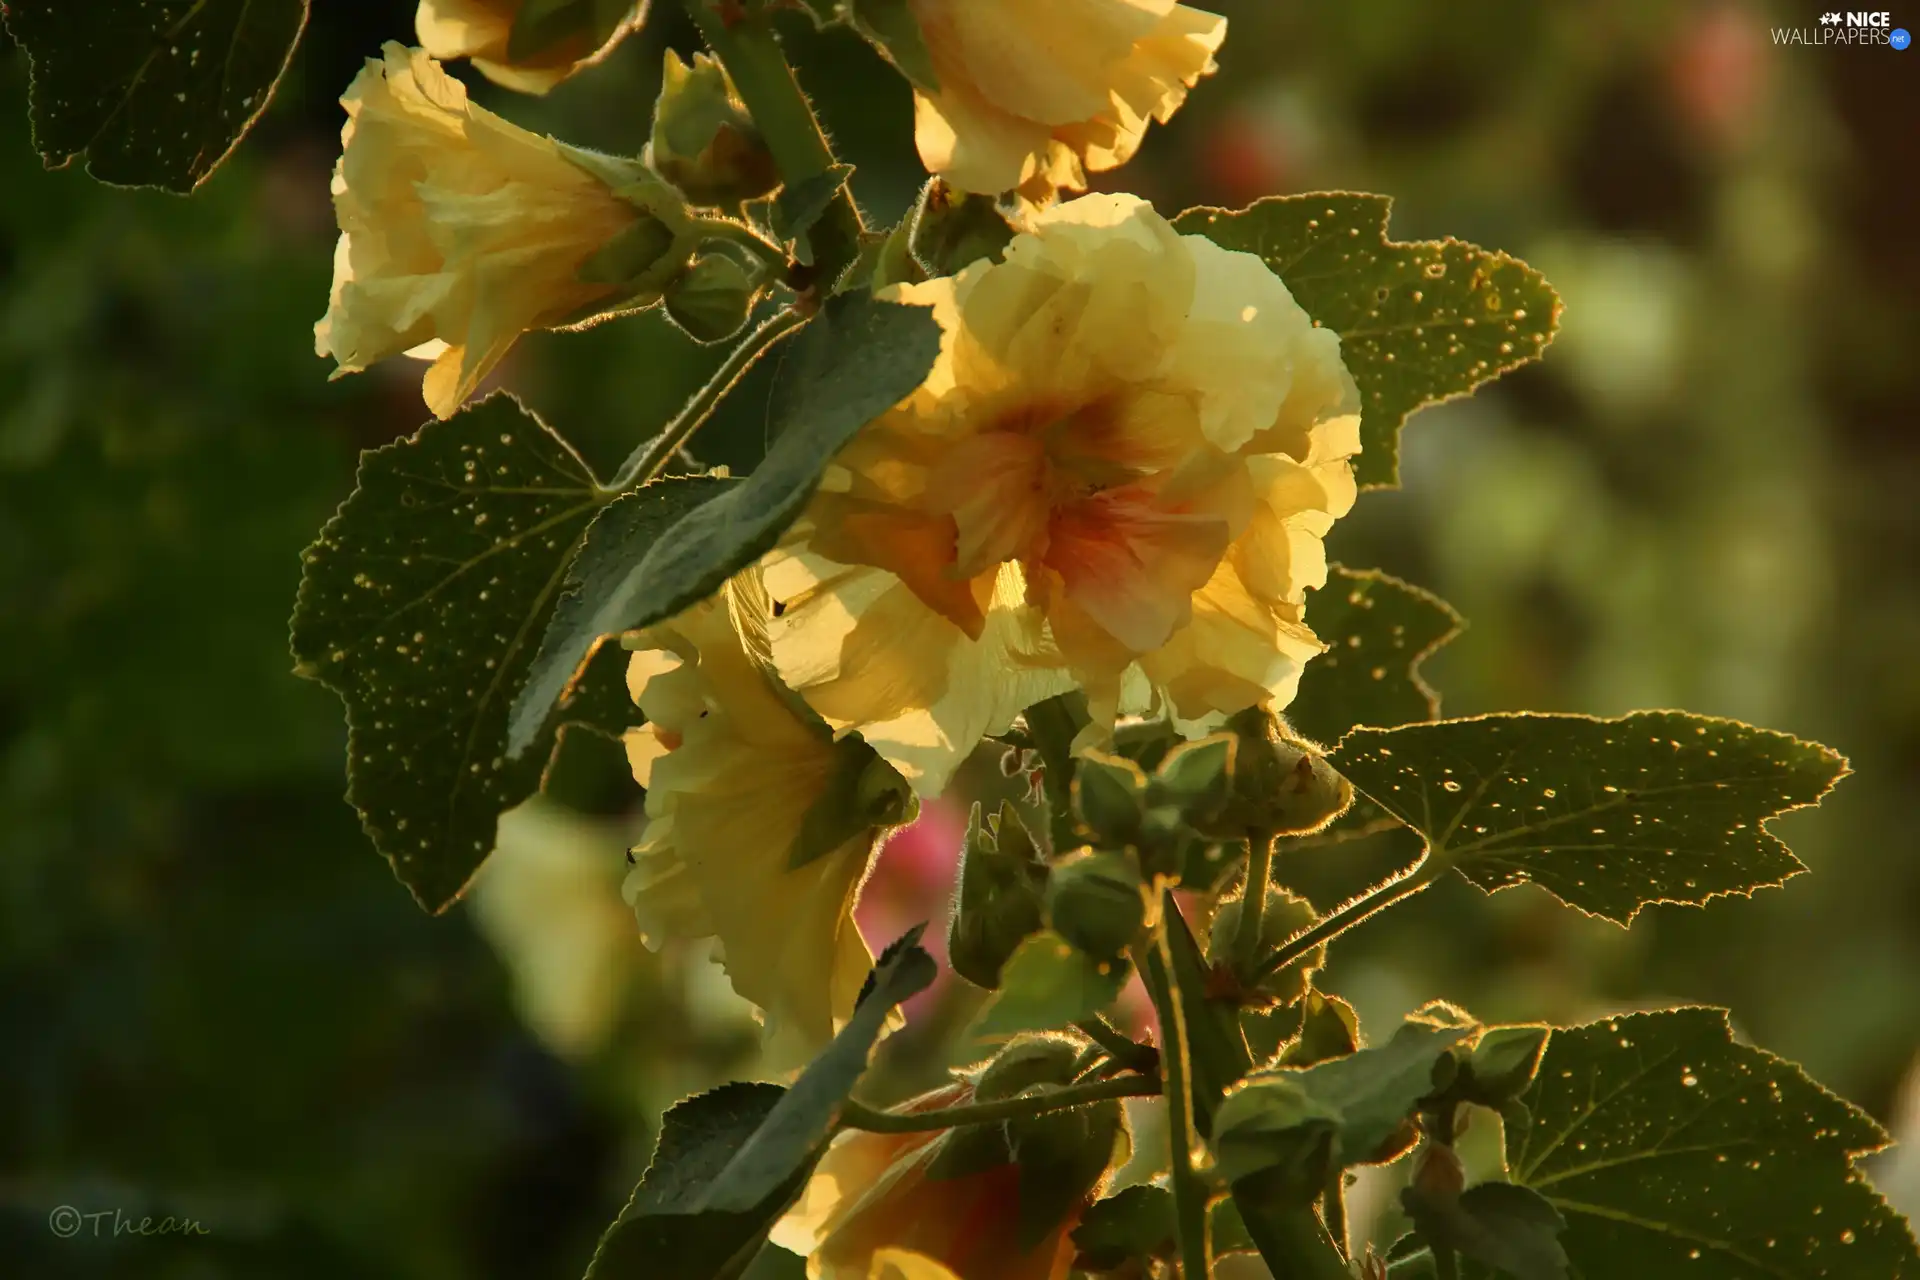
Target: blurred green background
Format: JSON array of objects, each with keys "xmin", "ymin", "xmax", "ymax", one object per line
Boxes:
[{"xmin": 2, "ymin": 1, "xmax": 1915, "ymax": 1275}]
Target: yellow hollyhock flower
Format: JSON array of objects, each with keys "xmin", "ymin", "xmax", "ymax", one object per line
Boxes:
[
  {"xmin": 772, "ymin": 1083, "xmax": 1086, "ymax": 1280},
  {"xmin": 316, "ymin": 43, "xmax": 688, "ymax": 419},
  {"xmin": 763, "ymin": 194, "xmax": 1360, "ymax": 796},
  {"xmin": 622, "ymin": 573, "xmax": 905, "ymax": 1065},
  {"xmin": 415, "ymin": 0, "xmax": 648, "ymax": 94},
  {"xmin": 907, "ymin": 0, "xmax": 1226, "ymax": 204}
]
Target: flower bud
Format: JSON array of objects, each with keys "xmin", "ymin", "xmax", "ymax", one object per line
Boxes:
[
  {"xmin": 1045, "ymin": 849, "xmax": 1149, "ymax": 960},
  {"xmin": 663, "ymin": 248, "xmax": 759, "ymax": 344},
  {"xmin": 947, "ymin": 802, "xmax": 1047, "ymax": 988},
  {"xmin": 1227, "ymin": 709, "xmax": 1354, "ymax": 835},
  {"xmin": 974, "ymin": 1033, "xmax": 1081, "ymax": 1100},
  {"xmin": 1148, "ymin": 733, "xmax": 1234, "ymax": 825},
  {"xmin": 1072, "ymin": 750, "xmax": 1148, "ymax": 846},
  {"xmin": 1206, "ymin": 886, "xmax": 1322, "ymax": 1003},
  {"xmin": 647, "ymin": 49, "xmax": 779, "ymax": 206},
  {"xmin": 785, "ymin": 737, "xmax": 915, "ymax": 871}
]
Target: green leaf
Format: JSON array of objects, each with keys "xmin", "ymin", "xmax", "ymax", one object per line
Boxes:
[
  {"xmin": 587, "ymin": 930, "xmax": 938, "ymax": 1280},
  {"xmin": 505, "ymin": 476, "xmax": 730, "ymax": 758},
  {"xmin": 3, "ymin": 0, "xmax": 309, "ymax": 193},
  {"xmin": 1072, "ymin": 1184, "xmax": 1178, "ymax": 1270},
  {"xmin": 1172, "ymin": 195, "xmax": 1560, "ymax": 488},
  {"xmin": 1328, "ymin": 711, "xmax": 1849, "ymax": 924},
  {"xmin": 621, "ymin": 293, "xmax": 942, "ymax": 635},
  {"xmin": 771, "ymin": 164, "xmax": 855, "ymax": 252},
  {"xmin": 585, "ymin": 1082, "xmax": 799, "ymax": 1280},
  {"xmin": 1402, "ymin": 1180, "xmax": 1570, "ymax": 1280},
  {"xmin": 968, "ymin": 930, "xmax": 1128, "ymax": 1040},
  {"xmin": 1289, "ymin": 566, "xmax": 1462, "ymax": 746},
  {"xmin": 1502, "ymin": 1008, "xmax": 1919, "ymax": 1277},
  {"xmin": 1294, "ymin": 1019, "xmax": 1474, "ymax": 1168},
  {"xmin": 848, "ymin": 0, "xmax": 940, "ymax": 91},
  {"xmin": 290, "ymin": 396, "xmax": 618, "ymax": 911}
]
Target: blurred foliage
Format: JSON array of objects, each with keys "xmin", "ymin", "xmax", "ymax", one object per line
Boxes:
[{"xmin": 1, "ymin": 1, "xmax": 1914, "ymax": 1276}]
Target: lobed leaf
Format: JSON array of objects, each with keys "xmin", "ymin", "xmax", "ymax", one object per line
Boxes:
[
  {"xmin": 616, "ymin": 293, "xmax": 942, "ymax": 643},
  {"xmin": 1289, "ymin": 566, "xmax": 1462, "ymax": 746},
  {"xmin": 1500, "ymin": 1008, "xmax": 1919, "ymax": 1278},
  {"xmin": 506, "ymin": 475, "xmax": 731, "ymax": 758},
  {"xmin": 3, "ymin": 0, "xmax": 308, "ymax": 193},
  {"xmin": 1328, "ymin": 711, "xmax": 1848, "ymax": 924},
  {"xmin": 290, "ymin": 396, "xmax": 621, "ymax": 911},
  {"xmin": 1172, "ymin": 194, "xmax": 1560, "ymax": 488}
]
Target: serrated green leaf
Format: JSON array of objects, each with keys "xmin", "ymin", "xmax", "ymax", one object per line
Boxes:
[
  {"xmin": 621, "ymin": 293, "xmax": 941, "ymax": 635},
  {"xmin": 1502, "ymin": 1008, "xmax": 1919, "ymax": 1278},
  {"xmin": 771, "ymin": 164, "xmax": 855, "ymax": 252},
  {"xmin": 969, "ymin": 930, "xmax": 1128, "ymax": 1040},
  {"xmin": 1290, "ymin": 566, "xmax": 1462, "ymax": 746},
  {"xmin": 1328, "ymin": 711, "xmax": 1849, "ymax": 924},
  {"xmin": 3, "ymin": 0, "xmax": 308, "ymax": 193},
  {"xmin": 585, "ymin": 1082, "xmax": 798, "ymax": 1280},
  {"xmin": 1072, "ymin": 1184, "xmax": 1178, "ymax": 1269},
  {"xmin": 1293, "ymin": 1019, "xmax": 1474, "ymax": 1168},
  {"xmin": 1172, "ymin": 194, "xmax": 1560, "ymax": 488},
  {"xmin": 506, "ymin": 475, "xmax": 730, "ymax": 758},
  {"xmin": 290, "ymin": 395, "xmax": 626, "ymax": 911}
]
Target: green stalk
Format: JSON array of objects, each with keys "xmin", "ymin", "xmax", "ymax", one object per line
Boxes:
[
  {"xmin": 677, "ymin": 0, "xmax": 864, "ymax": 280},
  {"xmin": 838, "ymin": 1072, "xmax": 1157, "ymax": 1134},
  {"xmin": 1075, "ymin": 1015, "xmax": 1159, "ymax": 1074},
  {"xmin": 1231, "ymin": 830, "xmax": 1277, "ymax": 977},
  {"xmin": 1251, "ymin": 861, "xmax": 1445, "ymax": 985},
  {"xmin": 1323, "ymin": 1169, "xmax": 1348, "ymax": 1260},
  {"xmin": 1139, "ymin": 923, "xmax": 1211, "ymax": 1280},
  {"xmin": 607, "ymin": 306, "xmax": 807, "ymax": 491}
]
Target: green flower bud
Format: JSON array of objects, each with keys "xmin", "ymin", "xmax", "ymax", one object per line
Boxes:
[
  {"xmin": 647, "ymin": 50, "xmax": 778, "ymax": 206},
  {"xmin": 1072, "ymin": 750, "xmax": 1148, "ymax": 845},
  {"xmin": 785, "ymin": 737, "xmax": 914, "ymax": 871},
  {"xmin": 1045, "ymin": 849, "xmax": 1149, "ymax": 960},
  {"xmin": 1211, "ymin": 1074, "xmax": 1340, "ymax": 1202},
  {"xmin": 909, "ymin": 178, "xmax": 1017, "ymax": 277},
  {"xmin": 664, "ymin": 249, "xmax": 759, "ymax": 344},
  {"xmin": 1225, "ymin": 709, "xmax": 1354, "ymax": 835},
  {"xmin": 947, "ymin": 802, "xmax": 1048, "ymax": 988},
  {"xmin": 562, "ymin": 159, "xmax": 698, "ymax": 310},
  {"xmin": 974, "ymin": 1033, "xmax": 1082, "ymax": 1100},
  {"xmin": 1206, "ymin": 886, "xmax": 1323, "ymax": 1003},
  {"xmin": 1148, "ymin": 733, "xmax": 1235, "ymax": 824}
]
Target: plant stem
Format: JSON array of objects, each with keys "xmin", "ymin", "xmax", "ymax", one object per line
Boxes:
[
  {"xmin": 1251, "ymin": 861, "xmax": 1444, "ymax": 985},
  {"xmin": 677, "ymin": 0, "xmax": 863, "ymax": 279},
  {"xmin": 606, "ymin": 306, "xmax": 808, "ymax": 492},
  {"xmin": 1323, "ymin": 1169, "xmax": 1348, "ymax": 1260},
  {"xmin": 838, "ymin": 1073, "xmax": 1158, "ymax": 1134},
  {"xmin": 1139, "ymin": 924, "xmax": 1211, "ymax": 1280},
  {"xmin": 1231, "ymin": 830, "xmax": 1277, "ymax": 977},
  {"xmin": 1075, "ymin": 1015, "xmax": 1159, "ymax": 1074}
]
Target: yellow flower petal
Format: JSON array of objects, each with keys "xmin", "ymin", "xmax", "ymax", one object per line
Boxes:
[
  {"xmin": 907, "ymin": 0, "xmax": 1225, "ymax": 204},
  {"xmin": 315, "ymin": 43, "xmax": 649, "ymax": 418},
  {"xmin": 621, "ymin": 575, "xmax": 883, "ymax": 1065},
  {"xmin": 768, "ymin": 195, "xmax": 1359, "ymax": 790},
  {"xmin": 416, "ymin": 0, "xmax": 648, "ymax": 94}
]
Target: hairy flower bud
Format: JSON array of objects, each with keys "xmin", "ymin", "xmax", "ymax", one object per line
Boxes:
[
  {"xmin": 1227, "ymin": 709, "xmax": 1354, "ymax": 835},
  {"xmin": 947, "ymin": 802, "xmax": 1047, "ymax": 988},
  {"xmin": 1072, "ymin": 751, "xmax": 1149, "ymax": 846},
  {"xmin": 663, "ymin": 247, "xmax": 759, "ymax": 344},
  {"xmin": 907, "ymin": 179, "xmax": 1017, "ymax": 277},
  {"xmin": 1207, "ymin": 886, "xmax": 1323, "ymax": 1003},
  {"xmin": 647, "ymin": 49, "xmax": 779, "ymax": 206},
  {"xmin": 1045, "ymin": 849, "xmax": 1149, "ymax": 960}
]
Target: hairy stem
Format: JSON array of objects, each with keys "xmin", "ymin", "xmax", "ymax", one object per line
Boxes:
[
  {"xmin": 607, "ymin": 306, "xmax": 808, "ymax": 491},
  {"xmin": 1251, "ymin": 860, "xmax": 1445, "ymax": 985},
  {"xmin": 1231, "ymin": 831, "xmax": 1277, "ymax": 977},
  {"xmin": 1075, "ymin": 1015, "xmax": 1159, "ymax": 1074},
  {"xmin": 1140, "ymin": 923, "xmax": 1211, "ymax": 1280},
  {"xmin": 691, "ymin": 215, "xmax": 792, "ymax": 277},
  {"xmin": 1323, "ymin": 1169, "xmax": 1348, "ymax": 1260},
  {"xmin": 838, "ymin": 1072, "xmax": 1158, "ymax": 1135},
  {"xmin": 677, "ymin": 0, "xmax": 863, "ymax": 279}
]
